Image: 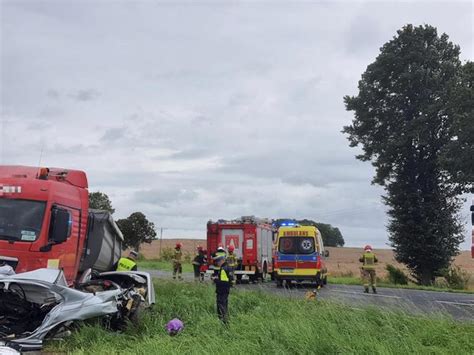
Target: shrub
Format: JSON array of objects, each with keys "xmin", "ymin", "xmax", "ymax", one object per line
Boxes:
[
  {"xmin": 183, "ymin": 252, "xmax": 192, "ymax": 263},
  {"xmin": 442, "ymin": 266, "xmax": 471, "ymax": 290},
  {"xmin": 160, "ymin": 247, "xmax": 175, "ymax": 261},
  {"xmin": 386, "ymin": 264, "xmax": 409, "ymax": 285}
]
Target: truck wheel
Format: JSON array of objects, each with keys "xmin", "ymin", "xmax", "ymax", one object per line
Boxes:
[
  {"xmin": 270, "ymin": 271, "xmax": 275, "ymax": 281},
  {"xmin": 276, "ymin": 278, "xmax": 283, "ymax": 288},
  {"xmin": 236, "ymin": 274, "xmax": 242, "ymax": 284},
  {"xmin": 323, "ymin": 275, "xmax": 328, "ymax": 285}
]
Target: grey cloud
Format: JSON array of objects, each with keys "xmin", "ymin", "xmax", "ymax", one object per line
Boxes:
[
  {"xmin": 46, "ymin": 89, "xmax": 60, "ymax": 99},
  {"xmin": 134, "ymin": 188, "xmax": 198, "ymax": 207},
  {"xmin": 345, "ymin": 14, "xmax": 386, "ymax": 55},
  {"xmin": 69, "ymin": 89, "xmax": 100, "ymax": 102},
  {"xmin": 101, "ymin": 127, "xmax": 126, "ymax": 143}
]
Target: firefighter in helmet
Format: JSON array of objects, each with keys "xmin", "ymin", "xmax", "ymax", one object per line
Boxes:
[
  {"xmin": 226, "ymin": 245, "xmax": 238, "ymax": 277},
  {"xmin": 173, "ymin": 243, "xmax": 183, "ymax": 280},
  {"xmin": 359, "ymin": 245, "xmax": 378, "ymax": 293},
  {"xmin": 192, "ymin": 246, "xmax": 206, "ymax": 282}
]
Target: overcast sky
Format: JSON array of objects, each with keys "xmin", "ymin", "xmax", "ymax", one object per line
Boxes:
[{"xmin": 1, "ymin": 0, "xmax": 472, "ymax": 248}]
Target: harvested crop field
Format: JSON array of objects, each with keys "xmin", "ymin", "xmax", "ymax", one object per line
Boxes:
[{"xmin": 138, "ymin": 240, "xmax": 473, "ymax": 279}]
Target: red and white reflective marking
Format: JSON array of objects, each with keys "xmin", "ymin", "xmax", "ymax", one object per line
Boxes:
[{"xmin": 0, "ymin": 185, "xmax": 22, "ymax": 195}]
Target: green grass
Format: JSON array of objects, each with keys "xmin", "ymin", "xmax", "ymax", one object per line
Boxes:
[
  {"xmin": 328, "ymin": 276, "xmax": 474, "ymax": 294},
  {"xmin": 47, "ymin": 281, "xmax": 474, "ymax": 354},
  {"xmin": 138, "ymin": 259, "xmax": 193, "ymax": 273}
]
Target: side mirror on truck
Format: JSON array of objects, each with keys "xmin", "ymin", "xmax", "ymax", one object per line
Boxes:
[{"xmin": 49, "ymin": 207, "xmax": 71, "ymax": 244}]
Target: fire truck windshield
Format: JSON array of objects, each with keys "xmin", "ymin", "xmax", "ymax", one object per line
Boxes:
[
  {"xmin": 278, "ymin": 237, "xmax": 315, "ymax": 254},
  {"xmin": 0, "ymin": 199, "xmax": 46, "ymax": 242}
]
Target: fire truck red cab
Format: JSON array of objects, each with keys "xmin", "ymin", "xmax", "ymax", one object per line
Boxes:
[{"xmin": 207, "ymin": 216, "xmax": 274, "ymax": 282}]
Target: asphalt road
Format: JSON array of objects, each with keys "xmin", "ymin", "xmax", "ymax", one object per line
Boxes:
[{"xmin": 144, "ymin": 269, "xmax": 474, "ymax": 321}]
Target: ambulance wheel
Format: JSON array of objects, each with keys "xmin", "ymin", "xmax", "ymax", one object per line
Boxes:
[
  {"xmin": 323, "ymin": 275, "xmax": 328, "ymax": 285},
  {"xmin": 315, "ymin": 274, "xmax": 322, "ymax": 288}
]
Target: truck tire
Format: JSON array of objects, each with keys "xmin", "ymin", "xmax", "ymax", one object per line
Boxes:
[
  {"xmin": 276, "ymin": 278, "xmax": 283, "ymax": 288},
  {"xmin": 323, "ymin": 275, "xmax": 328, "ymax": 285}
]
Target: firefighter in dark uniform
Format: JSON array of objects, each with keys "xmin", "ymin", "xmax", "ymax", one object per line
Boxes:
[
  {"xmin": 192, "ymin": 246, "xmax": 206, "ymax": 282},
  {"xmin": 212, "ymin": 254, "xmax": 233, "ymax": 324}
]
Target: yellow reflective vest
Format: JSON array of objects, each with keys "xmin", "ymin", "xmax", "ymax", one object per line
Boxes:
[
  {"xmin": 360, "ymin": 252, "xmax": 378, "ymax": 270},
  {"xmin": 227, "ymin": 253, "xmax": 237, "ymax": 268},
  {"xmin": 116, "ymin": 257, "xmax": 137, "ymax": 271}
]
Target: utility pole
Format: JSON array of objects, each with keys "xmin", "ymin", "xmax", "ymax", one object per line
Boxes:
[{"xmin": 159, "ymin": 228, "xmax": 163, "ymax": 259}]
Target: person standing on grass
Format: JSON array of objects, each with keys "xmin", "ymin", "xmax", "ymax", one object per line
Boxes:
[
  {"xmin": 192, "ymin": 246, "xmax": 206, "ymax": 282},
  {"xmin": 173, "ymin": 243, "xmax": 183, "ymax": 280},
  {"xmin": 359, "ymin": 245, "xmax": 378, "ymax": 294},
  {"xmin": 212, "ymin": 254, "xmax": 233, "ymax": 324}
]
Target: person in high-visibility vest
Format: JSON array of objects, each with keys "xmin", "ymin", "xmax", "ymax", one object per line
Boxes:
[
  {"xmin": 212, "ymin": 254, "xmax": 233, "ymax": 324},
  {"xmin": 115, "ymin": 250, "xmax": 138, "ymax": 271},
  {"xmin": 172, "ymin": 243, "xmax": 183, "ymax": 280},
  {"xmin": 226, "ymin": 245, "xmax": 237, "ymax": 268},
  {"xmin": 215, "ymin": 245, "xmax": 227, "ymax": 259},
  {"xmin": 359, "ymin": 245, "xmax": 378, "ymax": 293},
  {"xmin": 226, "ymin": 245, "xmax": 238, "ymax": 282}
]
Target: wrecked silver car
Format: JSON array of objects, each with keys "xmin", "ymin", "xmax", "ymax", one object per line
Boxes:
[{"xmin": 0, "ymin": 268, "xmax": 155, "ymax": 352}]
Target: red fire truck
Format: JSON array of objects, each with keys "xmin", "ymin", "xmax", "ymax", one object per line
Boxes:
[
  {"xmin": 0, "ymin": 165, "xmax": 123, "ymax": 284},
  {"xmin": 206, "ymin": 216, "xmax": 275, "ymax": 282}
]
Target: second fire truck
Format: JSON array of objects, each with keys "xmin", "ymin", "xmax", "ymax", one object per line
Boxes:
[{"xmin": 206, "ymin": 216, "xmax": 274, "ymax": 282}]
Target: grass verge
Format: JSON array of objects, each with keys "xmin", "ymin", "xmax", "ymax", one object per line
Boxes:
[
  {"xmin": 138, "ymin": 259, "xmax": 193, "ymax": 273},
  {"xmin": 328, "ymin": 276, "xmax": 474, "ymax": 294},
  {"xmin": 47, "ymin": 280, "xmax": 474, "ymax": 354}
]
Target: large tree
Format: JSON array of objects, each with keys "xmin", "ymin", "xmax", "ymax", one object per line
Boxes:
[
  {"xmin": 89, "ymin": 191, "xmax": 115, "ymax": 214},
  {"xmin": 343, "ymin": 25, "xmax": 470, "ymax": 285},
  {"xmin": 117, "ymin": 212, "xmax": 156, "ymax": 251},
  {"xmin": 440, "ymin": 61, "xmax": 474, "ymax": 190}
]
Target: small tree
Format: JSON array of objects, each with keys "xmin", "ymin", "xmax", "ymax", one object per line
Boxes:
[
  {"xmin": 89, "ymin": 191, "xmax": 115, "ymax": 214},
  {"xmin": 117, "ymin": 212, "xmax": 156, "ymax": 252}
]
